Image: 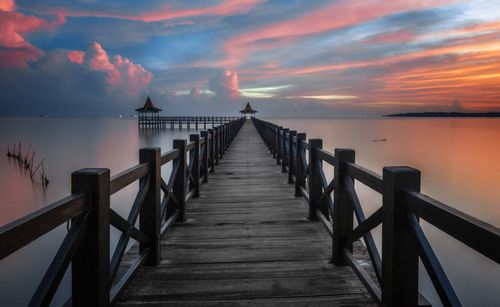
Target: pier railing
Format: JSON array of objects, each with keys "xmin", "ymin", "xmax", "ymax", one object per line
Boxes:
[
  {"xmin": 252, "ymin": 117, "xmax": 500, "ymax": 307},
  {"xmin": 0, "ymin": 117, "xmax": 245, "ymax": 306},
  {"xmin": 138, "ymin": 115, "xmax": 239, "ymax": 129}
]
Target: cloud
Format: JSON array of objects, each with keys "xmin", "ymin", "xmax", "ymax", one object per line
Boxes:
[
  {"xmin": 0, "ymin": 43, "xmax": 154, "ymax": 116},
  {"xmin": 47, "ymin": 0, "xmax": 264, "ymax": 23},
  {"xmin": 67, "ymin": 50, "xmax": 85, "ymax": 64},
  {"xmin": 0, "ymin": 0, "xmax": 14, "ymax": 12},
  {"xmin": 209, "ymin": 69, "xmax": 240, "ymax": 100},
  {"xmin": 0, "ymin": 0, "xmax": 65, "ymax": 66},
  {"xmin": 70, "ymin": 42, "xmax": 153, "ymax": 95},
  {"xmin": 222, "ymin": 0, "xmax": 458, "ymax": 67}
]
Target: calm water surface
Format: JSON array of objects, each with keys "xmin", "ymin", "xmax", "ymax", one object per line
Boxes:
[
  {"xmin": 0, "ymin": 117, "xmax": 499, "ymax": 306},
  {"xmin": 0, "ymin": 117, "xmax": 194, "ymax": 306},
  {"xmin": 270, "ymin": 118, "xmax": 500, "ymax": 307}
]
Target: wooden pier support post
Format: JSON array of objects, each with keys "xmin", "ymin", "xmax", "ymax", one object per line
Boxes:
[
  {"xmin": 308, "ymin": 139, "xmax": 323, "ymax": 221},
  {"xmin": 382, "ymin": 166, "xmax": 421, "ymax": 307},
  {"xmin": 200, "ymin": 131, "xmax": 209, "ymax": 182},
  {"xmin": 189, "ymin": 134, "xmax": 200, "ymax": 198},
  {"xmin": 208, "ymin": 128, "xmax": 216, "ymax": 170},
  {"xmin": 219, "ymin": 126, "xmax": 224, "ymax": 159},
  {"xmin": 281, "ymin": 129, "xmax": 289, "ymax": 173},
  {"xmin": 288, "ymin": 130, "xmax": 297, "ymax": 184},
  {"xmin": 214, "ymin": 127, "xmax": 220, "ymax": 165},
  {"xmin": 173, "ymin": 140, "xmax": 187, "ymax": 222},
  {"xmin": 71, "ymin": 168, "xmax": 110, "ymax": 307},
  {"xmin": 225, "ymin": 124, "xmax": 229, "ymax": 151},
  {"xmin": 139, "ymin": 148, "xmax": 161, "ymax": 266},
  {"xmin": 333, "ymin": 149, "xmax": 355, "ymax": 265},
  {"xmin": 276, "ymin": 126, "xmax": 282, "ymax": 165},
  {"xmin": 295, "ymin": 133, "xmax": 306, "ymax": 197}
]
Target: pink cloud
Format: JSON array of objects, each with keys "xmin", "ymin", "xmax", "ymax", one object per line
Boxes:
[
  {"xmin": 114, "ymin": 54, "xmax": 153, "ymax": 95},
  {"xmin": 67, "ymin": 50, "xmax": 85, "ymax": 64},
  {"xmin": 223, "ymin": 0, "xmax": 457, "ymax": 67},
  {"xmin": 69, "ymin": 42, "xmax": 153, "ymax": 96},
  {"xmin": 49, "ymin": 0, "xmax": 263, "ymax": 23},
  {"xmin": 0, "ymin": 0, "xmax": 65, "ymax": 66},
  {"xmin": 362, "ymin": 29, "xmax": 416, "ymax": 45},
  {"xmin": 0, "ymin": 0, "xmax": 14, "ymax": 12},
  {"xmin": 86, "ymin": 42, "xmax": 122, "ymax": 84},
  {"xmin": 209, "ymin": 69, "xmax": 239, "ymax": 100}
]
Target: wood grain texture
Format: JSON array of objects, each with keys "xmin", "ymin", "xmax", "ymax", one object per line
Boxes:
[{"xmin": 117, "ymin": 120, "xmax": 376, "ymax": 306}]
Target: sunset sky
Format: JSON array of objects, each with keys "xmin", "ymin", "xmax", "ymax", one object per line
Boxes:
[{"xmin": 1, "ymin": 0, "xmax": 500, "ymax": 116}]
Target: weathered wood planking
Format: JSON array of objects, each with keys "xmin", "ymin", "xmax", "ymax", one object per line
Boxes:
[{"xmin": 117, "ymin": 121, "xmax": 376, "ymax": 306}]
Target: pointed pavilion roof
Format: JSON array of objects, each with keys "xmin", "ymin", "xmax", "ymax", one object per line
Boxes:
[
  {"xmin": 239, "ymin": 102, "xmax": 257, "ymax": 114},
  {"xmin": 135, "ymin": 97, "xmax": 162, "ymax": 113}
]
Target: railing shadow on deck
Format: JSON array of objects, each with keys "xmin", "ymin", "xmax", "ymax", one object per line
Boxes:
[
  {"xmin": 0, "ymin": 118, "xmax": 245, "ymax": 307},
  {"xmin": 252, "ymin": 117, "xmax": 500, "ymax": 307}
]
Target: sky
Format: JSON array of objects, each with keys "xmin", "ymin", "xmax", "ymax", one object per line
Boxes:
[{"xmin": 1, "ymin": 0, "xmax": 500, "ymax": 117}]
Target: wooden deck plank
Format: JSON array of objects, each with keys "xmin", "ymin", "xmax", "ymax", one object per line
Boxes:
[{"xmin": 117, "ymin": 120, "xmax": 376, "ymax": 306}]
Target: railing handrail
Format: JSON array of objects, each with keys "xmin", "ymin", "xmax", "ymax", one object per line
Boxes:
[
  {"xmin": 252, "ymin": 117, "xmax": 500, "ymax": 307},
  {"xmin": 0, "ymin": 117, "xmax": 246, "ymax": 306}
]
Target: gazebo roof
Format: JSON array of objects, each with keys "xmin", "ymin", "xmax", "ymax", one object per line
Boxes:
[
  {"xmin": 239, "ymin": 102, "xmax": 257, "ymax": 114},
  {"xmin": 135, "ymin": 97, "xmax": 162, "ymax": 113}
]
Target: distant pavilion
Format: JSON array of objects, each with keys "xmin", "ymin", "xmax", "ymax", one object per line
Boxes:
[
  {"xmin": 240, "ymin": 102, "xmax": 257, "ymax": 119},
  {"xmin": 136, "ymin": 96, "xmax": 162, "ymax": 122}
]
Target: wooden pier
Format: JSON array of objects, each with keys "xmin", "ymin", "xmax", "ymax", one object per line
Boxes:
[
  {"xmin": 0, "ymin": 118, "xmax": 499, "ymax": 307},
  {"xmin": 138, "ymin": 115, "xmax": 239, "ymax": 130},
  {"xmin": 117, "ymin": 119, "xmax": 375, "ymax": 306}
]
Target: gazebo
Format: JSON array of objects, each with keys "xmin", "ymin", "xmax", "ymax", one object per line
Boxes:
[
  {"xmin": 136, "ymin": 97, "xmax": 162, "ymax": 125},
  {"xmin": 240, "ymin": 102, "xmax": 257, "ymax": 119}
]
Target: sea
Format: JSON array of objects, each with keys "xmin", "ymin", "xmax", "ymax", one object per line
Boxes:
[{"xmin": 0, "ymin": 117, "xmax": 499, "ymax": 306}]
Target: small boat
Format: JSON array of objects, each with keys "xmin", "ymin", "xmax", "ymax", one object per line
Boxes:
[{"xmin": 372, "ymin": 138, "xmax": 387, "ymax": 142}]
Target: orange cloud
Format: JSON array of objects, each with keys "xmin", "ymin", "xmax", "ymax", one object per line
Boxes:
[{"xmin": 49, "ymin": 0, "xmax": 263, "ymax": 23}]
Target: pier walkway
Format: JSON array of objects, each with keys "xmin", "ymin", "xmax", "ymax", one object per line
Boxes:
[{"xmin": 117, "ymin": 121, "xmax": 375, "ymax": 306}]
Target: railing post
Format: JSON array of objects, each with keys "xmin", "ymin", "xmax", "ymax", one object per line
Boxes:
[
  {"xmin": 281, "ymin": 128, "xmax": 289, "ymax": 173},
  {"xmin": 71, "ymin": 168, "xmax": 110, "ymax": 307},
  {"xmin": 382, "ymin": 166, "xmax": 421, "ymax": 307},
  {"xmin": 208, "ymin": 128, "xmax": 216, "ymax": 171},
  {"xmin": 288, "ymin": 130, "xmax": 297, "ymax": 184},
  {"xmin": 200, "ymin": 131, "xmax": 209, "ymax": 182},
  {"xmin": 173, "ymin": 139, "xmax": 187, "ymax": 222},
  {"xmin": 295, "ymin": 133, "xmax": 306, "ymax": 197},
  {"xmin": 214, "ymin": 127, "xmax": 220, "ymax": 165},
  {"xmin": 271, "ymin": 125, "xmax": 278, "ymax": 159},
  {"xmin": 308, "ymin": 139, "xmax": 323, "ymax": 221},
  {"xmin": 224, "ymin": 124, "xmax": 228, "ymax": 151},
  {"xmin": 332, "ymin": 149, "xmax": 355, "ymax": 266},
  {"xmin": 276, "ymin": 126, "xmax": 282, "ymax": 165},
  {"xmin": 139, "ymin": 148, "xmax": 161, "ymax": 266},
  {"xmin": 189, "ymin": 134, "xmax": 200, "ymax": 198}
]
